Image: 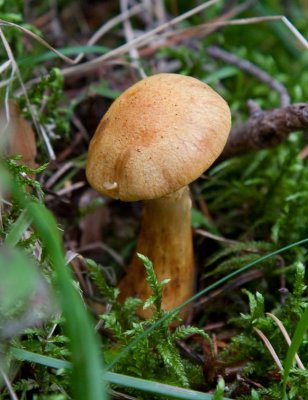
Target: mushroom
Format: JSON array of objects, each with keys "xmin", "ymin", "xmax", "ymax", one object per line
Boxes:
[{"xmin": 86, "ymin": 73, "xmax": 231, "ymax": 318}]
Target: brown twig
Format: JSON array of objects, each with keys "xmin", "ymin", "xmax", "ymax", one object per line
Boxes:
[
  {"xmin": 207, "ymin": 45, "xmax": 290, "ymax": 107},
  {"xmin": 206, "ymin": 45, "xmax": 308, "ymax": 159},
  {"xmin": 222, "ymin": 102, "xmax": 308, "ymax": 159}
]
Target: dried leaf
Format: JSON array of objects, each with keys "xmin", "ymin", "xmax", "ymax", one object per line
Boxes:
[{"xmin": 1, "ymin": 102, "xmax": 37, "ymax": 169}]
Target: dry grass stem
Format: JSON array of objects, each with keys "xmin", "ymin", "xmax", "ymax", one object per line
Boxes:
[
  {"xmin": 44, "ymin": 161, "xmax": 74, "ymax": 189},
  {"xmin": 4, "ymin": 2, "xmax": 307, "ymax": 96},
  {"xmin": 0, "ymin": 18, "xmax": 75, "ymax": 64},
  {"xmin": 267, "ymin": 313, "xmax": 305, "ymax": 370},
  {"xmin": 0, "ymin": 2, "xmax": 147, "ymax": 66},
  {"xmin": 55, "ymin": 181, "xmax": 85, "ymax": 196},
  {"xmin": 74, "ymin": 1, "xmax": 147, "ymax": 64},
  {"xmin": 207, "ymin": 45, "xmax": 290, "ymax": 107},
  {"xmin": 46, "ymin": 320, "xmax": 59, "ymax": 340},
  {"xmin": 120, "ymin": 0, "xmax": 147, "ymax": 78},
  {"xmin": 195, "ymin": 270, "xmax": 263, "ymax": 309},
  {"xmin": 195, "ymin": 228, "xmax": 238, "ymax": 245},
  {"xmin": 254, "ymin": 327, "xmax": 283, "ymax": 371},
  {"xmin": 161, "ymin": 16, "xmax": 308, "ymax": 50},
  {"xmin": 60, "ymin": 14, "xmax": 308, "ymax": 79},
  {"xmin": 0, "ymin": 28, "xmax": 56, "ymax": 159},
  {"xmin": 153, "ymin": 0, "xmax": 167, "ymax": 25},
  {"xmin": 0, "ymin": 368, "xmax": 19, "ymax": 400},
  {"xmin": 59, "ymin": 0, "xmax": 221, "ymax": 78},
  {"xmin": 77, "ymin": 242, "xmax": 124, "ymax": 267},
  {"xmin": 0, "ymin": 59, "xmax": 11, "ymax": 74}
]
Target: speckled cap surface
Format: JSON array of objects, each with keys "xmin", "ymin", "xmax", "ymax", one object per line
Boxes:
[{"xmin": 86, "ymin": 73, "xmax": 231, "ymax": 201}]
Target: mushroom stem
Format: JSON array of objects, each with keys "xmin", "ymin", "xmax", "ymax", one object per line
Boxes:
[{"xmin": 118, "ymin": 186, "xmax": 194, "ymax": 318}]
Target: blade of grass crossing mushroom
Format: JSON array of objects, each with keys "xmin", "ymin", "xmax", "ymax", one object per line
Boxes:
[{"xmin": 9, "ymin": 180, "xmax": 107, "ymax": 400}]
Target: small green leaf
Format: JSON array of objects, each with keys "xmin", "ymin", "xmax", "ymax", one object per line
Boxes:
[
  {"xmin": 137, "ymin": 253, "xmax": 164, "ymax": 312},
  {"xmin": 213, "ymin": 377, "xmax": 225, "ymax": 400},
  {"xmin": 251, "ymin": 389, "xmax": 260, "ymax": 400},
  {"xmin": 282, "ymin": 306, "xmax": 308, "ymax": 396}
]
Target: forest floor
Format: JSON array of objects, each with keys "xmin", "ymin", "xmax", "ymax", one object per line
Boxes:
[{"xmin": 0, "ymin": 1, "xmax": 308, "ymax": 399}]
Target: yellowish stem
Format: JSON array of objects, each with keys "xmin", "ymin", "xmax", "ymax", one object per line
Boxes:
[{"xmin": 119, "ymin": 186, "xmax": 194, "ymax": 318}]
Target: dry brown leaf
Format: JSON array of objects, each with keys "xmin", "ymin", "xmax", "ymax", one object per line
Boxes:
[{"xmin": 1, "ymin": 102, "xmax": 37, "ymax": 169}]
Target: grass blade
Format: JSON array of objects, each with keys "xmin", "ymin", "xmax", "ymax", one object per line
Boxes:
[
  {"xmin": 5, "ymin": 209, "xmax": 31, "ymax": 246},
  {"xmin": 27, "ymin": 201, "xmax": 107, "ymax": 400},
  {"xmin": 282, "ymin": 306, "xmax": 308, "ymax": 396},
  {"xmin": 9, "ymin": 181, "xmax": 108, "ymax": 400},
  {"xmin": 108, "ymin": 238, "xmax": 308, "ymax": 369},
  {"xmin": 8, "ymin": 347, "xmax": 231, "ymax": 400},
  {"xmin": 18, "ymin": 45, "xmax": 109, "ymax": 66}
]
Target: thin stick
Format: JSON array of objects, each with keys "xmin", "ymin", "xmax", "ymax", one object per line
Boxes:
[
  {"xmin": 77, "ymin": 242, "xmax": 124, "ymax": 267},
  {"xmin": 0, "ymin": 2, "xmax": 146, "ymax": 65},
  {"xmin": 153, "ymin": 0, "xmax": 167, "ymax": 25},
  {"xmin": 44, "ymin": 161, "xmax": 73, "ymax": 189},
  {"xmin": 0, "ymin": 59, "xmax": 11, "ymax": 74},
  {"xmin": 74, "ymin": 2, "xmax": 147, "ymax": 64},
  {"xmin": 156, "ymin": 0, "xmax": 255, "ymax": 45},
  {"xmin": 195, "ymin": 228, "xmax": 238, "ymax": 245},
  {"xmin": 120, "ymin": 0, "xmax": 147, "ymax": 78},
  {"xmin": 165, "ymin": 16, "xmax": 308, "ymax": 50},
  {"xmin": 207, "ymin": 45, "xmax": 290, "ymax": 107},
  {"xmin": 59, "ymin": 0, "xmax": 221, "ymax": 78},
  {"xmin": 12, "ymin": 6, "xmax": 307, "ymax": 91},
  {"xmin": 0, "ymin": 368, "xmax": 19, "ymax": 400},
  {"xmin": 0, "ymin": 19, "xmax": 75, "ymax": 64},
  {"xmin": 282, "ymin": 15, "xmax": 308, "ymax": 49},
  {"xmin": 59, "ymin": 13, "xmax": 307, "ymax": 79},
  {"xmin": 254, "ymin": 327, "xmax": 283, "ymax": 371},
  {"xmin": 55, "ymin": 181, "xmax": 85, "ymax": 196},
  {"xmin": 2, "ymin": 66, "xmax": 15, "ymax": 126}
]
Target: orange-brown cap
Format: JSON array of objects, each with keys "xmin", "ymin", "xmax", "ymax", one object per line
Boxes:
[{"xmin": 86, "ymin": 73, "xmax": 231, "ymax": 201}]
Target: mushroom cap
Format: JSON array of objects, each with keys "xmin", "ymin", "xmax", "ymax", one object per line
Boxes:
[{"xmin": 86, "ymin": 73, "xmax": 231, "ymax": 201}]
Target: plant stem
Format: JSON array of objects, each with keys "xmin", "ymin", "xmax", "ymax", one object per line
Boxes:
[{"xmin": 119, "ymin": 186, "xmax": 194, "ymax": 318}]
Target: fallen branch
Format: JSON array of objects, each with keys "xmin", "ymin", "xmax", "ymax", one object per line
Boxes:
[
  {"xmin": 206, "ymin": 45, "xmax": 308, "ymax": 159},
  {"xmin": 222, "ymin": 102, "xmax": 308, "ymax": 159}
]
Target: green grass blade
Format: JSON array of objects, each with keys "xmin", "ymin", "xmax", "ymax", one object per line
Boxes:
[
  {"xmin": 18, "ymin": 45, "xmax": 109, "ymax": 66},
  {"xmin": 9, "ymin": 347, "xmax": 71, "ymax": 369},
  {"xmin": 108, "ymin": 238, "xmax": 308, "ymax": 370},
  {"xmin": 27, "ymin": 201, "xmax": 107, "ymax": 400},
  {"xmin": 203, "ymin": 66, "xmax": 238, "ymax": 85},
  {"xmin": 107, "ymin": 374, "xmax": 219, "ymax": 400},
  {"xmin": 5, "ymin": 209, "xmax": 31, "ymax": 246},
  {"xmin": 253, "ymin": 3, "xmax": 301, "ymax": 57},
  {"xmin": 9, "ymin": 182, "xmax": 108, "ymax": 400},
  {"xmin": 282, "ymin": 306, "xmax": 308, "ymax": 396},
  {"xmin": 8, "ymin": 347, "xmax": 231, "ymax": 400}
]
